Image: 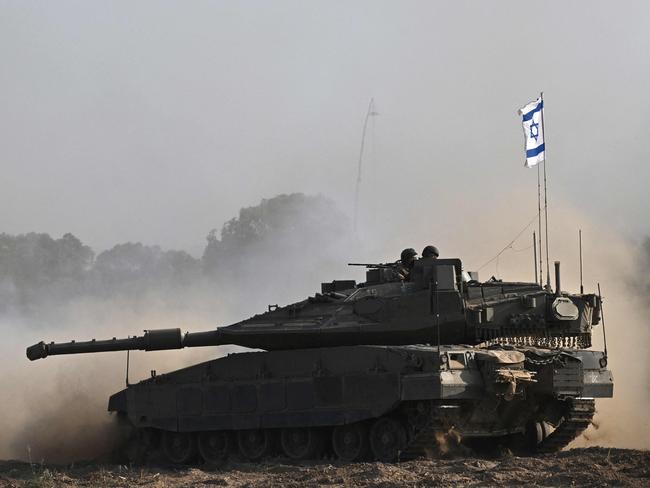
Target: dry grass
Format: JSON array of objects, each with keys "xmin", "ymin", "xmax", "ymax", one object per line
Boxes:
[{"xmin": 0, "ymin": 447, "xmax": 648, "ymax": 488}]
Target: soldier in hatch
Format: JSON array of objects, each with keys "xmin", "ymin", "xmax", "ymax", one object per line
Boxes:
[
  {"xmin": 395, "ymin": 248, "xmax": 418, "ymax": 281},
  {"xmin": 422, "ymin": 245, "xmax": 439, "ymax": 259}
]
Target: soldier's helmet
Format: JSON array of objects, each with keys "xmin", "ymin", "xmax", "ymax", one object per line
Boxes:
[
  {"xmin": 400, "ymin": 248, "xmax": 418, "ymax": 262},
  {"xmin": 422, "ymin": 245, "xmax": 439, "ymax": 258}
]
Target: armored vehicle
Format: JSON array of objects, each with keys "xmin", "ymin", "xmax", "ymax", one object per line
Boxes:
[{"xmin": 27, "ymin": 257, "xmax": 613, "ymax": 463}]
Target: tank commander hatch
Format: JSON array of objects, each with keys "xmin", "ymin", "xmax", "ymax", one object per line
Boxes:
[{"xmin": 395, "ymin": 248, "xmax": 418, "ymax": 281}]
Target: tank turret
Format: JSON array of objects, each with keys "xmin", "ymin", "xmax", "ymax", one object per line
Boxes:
[{"xmin": 27, "ymin": 258, "xmax": 602, "ymax": 360}]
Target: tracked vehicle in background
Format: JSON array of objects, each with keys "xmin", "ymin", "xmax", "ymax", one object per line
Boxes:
[{"xmin": 27, "ymin": 257, "xmax": 612, "ymax": 463}]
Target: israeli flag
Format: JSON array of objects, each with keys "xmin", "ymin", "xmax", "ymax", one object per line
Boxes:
[{"xmin": 518, "ymin": 97, "xmax": 545, "ymax": 168}]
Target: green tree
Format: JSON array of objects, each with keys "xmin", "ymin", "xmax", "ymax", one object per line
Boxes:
[
  {"xmin": 202, "ymin": 193, "xmax": 349, "ymax": 281},
  {"xmin": 93, "ymin": 242, "xmax": 200, "ymax": 294}
]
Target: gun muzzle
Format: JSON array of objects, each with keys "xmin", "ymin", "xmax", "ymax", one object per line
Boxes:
[
  {"xmin": 26, "ymin": 341, "xmax": 48, "ymax": 361},
  {"xmin": 26, "ymin": 327, "xmax": 226, "ymax": 361}
]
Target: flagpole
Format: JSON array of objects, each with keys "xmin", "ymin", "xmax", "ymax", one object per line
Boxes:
[
  {"xmin": 536, "ymin": 164, "xmax": 543, "ymax": 286},
  {"xmin": 540, "ymin": 91, "xmax": 551, "ymax": 289},
  {"xmin": 533, "ymin": 231, "xmax": 538, "ymax": 284}
]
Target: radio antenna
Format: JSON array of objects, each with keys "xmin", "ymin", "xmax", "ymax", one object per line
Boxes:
[
  {"xmin": 125, "ymin": 349, "xmax": 131, "ymax": 387},
  {"xmin": 579, "ymin": 229, "xmax": 584, "ymax": 294},
  {"xmin": 434, "ymin": 266, "xmax": 441, "ymax": 354},
  {"xmin": 597, "ymin": 283, "xmax": 608, "ymax": 362}
]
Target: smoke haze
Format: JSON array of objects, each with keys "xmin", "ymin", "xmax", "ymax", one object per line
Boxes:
[
  {"xmin": 1, "ymin": 1, "xmax": 649, "ymax": 254},
  {"xmin": 0, "ymin": 0, "xmax": 649, "ymax": 461}
]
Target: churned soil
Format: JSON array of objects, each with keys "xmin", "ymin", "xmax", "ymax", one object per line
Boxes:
[{"xmin": 0, "ymin": 447, "xmax": 648, "ymax": 487}]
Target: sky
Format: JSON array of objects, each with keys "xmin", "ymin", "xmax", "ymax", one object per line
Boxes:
[{"xmin": 1, "ymin": 1, "xmax": 649, "ymax": 258}]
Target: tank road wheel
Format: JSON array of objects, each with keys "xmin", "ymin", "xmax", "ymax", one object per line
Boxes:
[
  {"xmin": 198, "ymin": 431, "xmax": 232, "ymax": 465},
  {"xmin": 527, "ymin": 421, "xmax": 549, "ymax": 446},
  {"xmin": 123, "ymin": 428, "xmax": 158, "ymax": 465},
  {"xmin": 237, "ymin": 429, "xmax": 273, "ymax": 461},
  {"xmin": 369, "ymin": 418, "xmax": 406, "ymax": 462},
  {"xmin": 280, "ymin": 428, "xmax": 324, "ymax": 460},
  {"xmin": 162, "ymin": 431, "xmax": 196, "ymax": 464},
  {"xmin": 332, "ymin": 423, "xmax": 369, "ymax": 462},
  {"xmin": 505, "ymin": 420, "xmax": 551, "ymax": 455}
]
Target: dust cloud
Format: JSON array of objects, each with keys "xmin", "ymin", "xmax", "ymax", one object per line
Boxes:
[
  {"xmin": 427, "ymin": 190, "xmax": 650, "ymax": 450},
  {"xmin": 355, "ymin": 185, "xmax": 650, "ymax": 449},
  {"xmin": 0, "ymin": 296, "xmax": 223, "ymax": 463},
  {"xmin": 0, "ymin": 194, "xmax": 353, "ymax": 463}
]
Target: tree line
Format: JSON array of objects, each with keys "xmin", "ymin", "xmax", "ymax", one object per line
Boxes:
[{"xmin": 0, "ymin": 193, "xmax": 348, "ymax": 314}]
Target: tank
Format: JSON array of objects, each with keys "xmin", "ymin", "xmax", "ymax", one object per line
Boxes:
[{"xmin": 26, "ymin": 257, "xmax": 613, "ymax": 463}]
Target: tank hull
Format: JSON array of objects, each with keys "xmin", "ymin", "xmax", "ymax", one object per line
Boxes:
[{"xmin": 111, "ymin": 344, "xmax": 612, "ymax": 463}]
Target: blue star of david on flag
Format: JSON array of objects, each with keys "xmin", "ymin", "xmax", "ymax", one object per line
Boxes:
[
  {"xmin": 529, "ymin": 120, "xmax": 539, "ymax": 141},
  {"xmin": 518, "ymin": 96, "xmax": 545, "ymax": 167}
]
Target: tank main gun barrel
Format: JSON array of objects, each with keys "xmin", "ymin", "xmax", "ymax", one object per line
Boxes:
[{"xmin": 26, "ymin": 328, "xmax": 224, "ymax": 361}]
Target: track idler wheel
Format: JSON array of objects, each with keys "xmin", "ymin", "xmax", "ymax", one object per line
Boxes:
[
  {"xmin": 525, "ymin": 420, "xmax": 550, "ymax": 450},
  {"xmin": 122, "ymin": 428, "xmax": 158, "ymax": 465},
  {"xmin": 369, "ymin": 417, "xmax": 407, "ymax": 462},
  {"xmin": 280, "ymin": 428, "xmax": 324, "ymax": 460},
  {"xmin": 332, "ymin": 423, "xmax": 369, "ymax": 462},
  {"xmin": 198, "ymin": 431, "xmax": 232, "ymax": 465},
  {"xmin": 237, "ymin": 429, "xmax": 273, "ymax": 461},
  {"xmin": 162, "ymin": 431, "xmax": 196, "ymax": 464}
]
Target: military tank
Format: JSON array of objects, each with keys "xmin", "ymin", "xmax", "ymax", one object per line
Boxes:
[{"xmin": 27, "ymin": 257, "xmax": 613, "ymax": 463}]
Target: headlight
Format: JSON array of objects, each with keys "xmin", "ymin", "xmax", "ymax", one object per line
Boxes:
[{"xmin": 552, "ymin": 297, "xmax": 579, "ymax": 321}]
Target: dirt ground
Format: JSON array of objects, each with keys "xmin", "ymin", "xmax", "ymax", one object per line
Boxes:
[{"xmin": 0, "ymin": 447, "xmax": 648, "ymax": 488}]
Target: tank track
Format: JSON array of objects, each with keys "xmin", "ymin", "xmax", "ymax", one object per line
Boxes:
[
  {"xmin": 120, "ymin": 400, "xmax": 596, "ymax": 464},
  {"xmin": 400, "ymin": 424, "xmax": 439, "ymax": 459},
  {"xmin": 536, "ymin": 398, "xmax": 595, "ymax": 453},
  {"xmin": 399, "ymin": 398, "xmax": 595, "ymax": 459},
  {"xmin": 400, "ymin": 404, "xmax": 461, "ymax": 460}
]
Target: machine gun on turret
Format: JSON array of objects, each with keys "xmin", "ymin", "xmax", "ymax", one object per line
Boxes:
[{"xmin": 347, "ymin": 262, "xmax": 396, "ymax": 269}]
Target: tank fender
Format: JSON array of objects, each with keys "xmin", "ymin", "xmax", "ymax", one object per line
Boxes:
[{"xmin": 108, "ymin": 388, "xmax": 128, "ymax": 413}]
